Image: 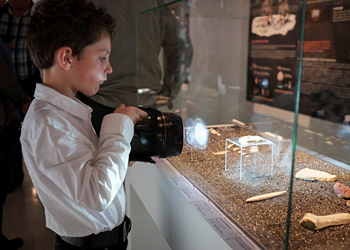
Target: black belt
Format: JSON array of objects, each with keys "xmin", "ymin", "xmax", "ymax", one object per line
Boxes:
[{"xmin": 60, "ymin": 216, "xmax": 131, "ymax": 248}]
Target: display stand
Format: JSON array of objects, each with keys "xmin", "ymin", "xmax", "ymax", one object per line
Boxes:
[
  {"xmin": 125, "ymin": 160, "xmax": 262, "ymax": 250},
  {"xmin": 225, "ymin": 136, "xmax": 273, "ymax": 180}
]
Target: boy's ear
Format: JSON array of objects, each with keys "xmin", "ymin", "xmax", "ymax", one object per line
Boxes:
[{"xmin": 57, "ymin": 47, "xmax": 73, "ymax": 71}]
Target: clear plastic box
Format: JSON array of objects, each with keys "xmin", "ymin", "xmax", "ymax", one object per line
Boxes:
[
  {"xmin": 261, "ymin": 132, "xmax": 292, "ymax": 170},
  {"xmin": 225, "ymin": 136, "xmax": 273, "ymax": 180}
]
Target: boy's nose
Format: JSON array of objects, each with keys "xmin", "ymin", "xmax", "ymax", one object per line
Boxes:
[{"xmin": 106, "ymin": 63, "xmax": 112, "ymax": 74}]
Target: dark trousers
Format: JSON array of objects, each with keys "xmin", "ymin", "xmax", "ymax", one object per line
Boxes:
[
  {"xmin": 55, "ymin": 216, "xmax": 131, "ymax": 250},
  {"xmin": 5, "ymin": 70, "xmax": 43, "ymax": 193},
  {"xmin": 55, "ymin": 236, "xmax": 128, "ymax": 250},
  {"xmin": 5, "ymin": 119, "xmax": 23, "ymax": 193},
  {"xmin": 0, "ymin": 119, "xmax": 21, "ymax": 242}
]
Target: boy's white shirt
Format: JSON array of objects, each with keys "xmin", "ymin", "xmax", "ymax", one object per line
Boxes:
[{"xmin": 20, "ymin": 83, "xmax": 134, "ymax": 237}]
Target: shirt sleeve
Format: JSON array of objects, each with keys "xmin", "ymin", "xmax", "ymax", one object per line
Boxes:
[{"xmin": 22, "ymin": 111, "xmax": 134, "ymax": 212}]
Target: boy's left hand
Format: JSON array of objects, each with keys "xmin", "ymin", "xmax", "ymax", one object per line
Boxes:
[{"xmin": 113, "ymin": 104, "xmax": 148, "ymax": 124}]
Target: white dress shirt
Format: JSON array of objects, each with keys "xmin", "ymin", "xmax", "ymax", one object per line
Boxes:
[{"xmin": 20, "ymin": 84, "xmax": 134, "ymax": 237}]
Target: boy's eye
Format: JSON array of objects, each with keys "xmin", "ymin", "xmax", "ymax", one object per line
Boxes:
[{"xmin": 99, "ymin": 57, "xmax": 106, "ymax": 62}]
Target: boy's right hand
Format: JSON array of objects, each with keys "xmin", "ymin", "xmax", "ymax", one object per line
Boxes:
[{"xmin": 113, "ymin": 104, "xmax": 148, "ymax": 124}]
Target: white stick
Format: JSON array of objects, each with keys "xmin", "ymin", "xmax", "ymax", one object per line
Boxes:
[
  {"xmin": 246, "ymin": 191, "xmax": 287, "ymax": 202},
  {"xmin": 300, "ymin": 213, "xmax": 350, "ymax": 230}
]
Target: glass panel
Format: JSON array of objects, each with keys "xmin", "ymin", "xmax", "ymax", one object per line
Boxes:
[
  {"xmin": 136, "ymin": 0, "xmax": 350, "ymax": 249},
  {"xmin": 289, "ymin": 1, "xmax": 350, "ymax": 249}
]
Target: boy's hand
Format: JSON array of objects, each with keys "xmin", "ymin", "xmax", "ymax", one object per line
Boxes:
[{"xmin": 113, "ymin": 104, "xmax": 148, "ymax": 124}]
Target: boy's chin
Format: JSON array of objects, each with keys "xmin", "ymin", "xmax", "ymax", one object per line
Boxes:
[{"xmin": 83, "ymin": 88, "xmax": 99, "ymax": 97}]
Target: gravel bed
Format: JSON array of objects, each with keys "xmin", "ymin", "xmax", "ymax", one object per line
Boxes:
[{"xmin": 167, "ymin": 126, "xmax": 350, "ymax": 249}]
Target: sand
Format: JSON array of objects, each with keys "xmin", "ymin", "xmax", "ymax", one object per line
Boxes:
[{"xmin": 167, "ymin": 126, "xmax": 350, "ymax": 249}]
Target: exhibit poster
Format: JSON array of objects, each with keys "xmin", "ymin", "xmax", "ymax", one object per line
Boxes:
[{"xmin": 247, "ymin": 0, "xmax": 350, "ymax": 124}]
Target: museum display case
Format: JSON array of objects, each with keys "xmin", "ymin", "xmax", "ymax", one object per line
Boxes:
[{"xmin": 130, "ymin": 0, "xmax": 350, "ymax": 249}]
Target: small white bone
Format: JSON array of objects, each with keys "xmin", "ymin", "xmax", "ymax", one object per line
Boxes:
[
  {"xmin": 212, "ymin": 151, "xmax": 226, "ymax": 156},
  {"xmin": 299, "ymin": 213, "xmax": 350, "ymax": 230},
  {"xmin": 246, "ymin": 191, "xmax": 287, "ymax": 202}
]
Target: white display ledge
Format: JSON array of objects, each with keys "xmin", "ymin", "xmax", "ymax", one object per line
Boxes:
[{"xmin": 125, "ymin": 158, "xmax": 262, "ymax": 250}]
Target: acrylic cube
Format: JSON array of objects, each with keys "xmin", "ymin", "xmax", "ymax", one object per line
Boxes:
[
  {"xmin": 225, "ymin": 136, "xmax": 274, "ymax": 180},
  {"xmin": 261, "ymin": 132, "xmax": 292, "ymax": 170}
]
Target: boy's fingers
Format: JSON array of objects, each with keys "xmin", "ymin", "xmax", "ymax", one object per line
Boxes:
[{"xmin": 140, "ymin": 110, "xmax": 148, "ymax": 118}]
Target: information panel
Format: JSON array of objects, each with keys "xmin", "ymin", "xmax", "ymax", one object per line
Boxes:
[{"xmin": 247, "ymin": 0, "xmax": 350, "ymax": 124}]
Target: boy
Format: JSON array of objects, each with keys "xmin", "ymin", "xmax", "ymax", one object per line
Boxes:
[{"xmin": 21, "ymin": 0, "xmax": 148, "ymax": 249}]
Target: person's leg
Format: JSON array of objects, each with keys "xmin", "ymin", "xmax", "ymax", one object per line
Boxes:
[
  {"xmin": 0, "ymin": 128, "xmax": 9, "ymax": 245},
  {"xmin": 7, "ymin": 119, "xmax": 23, "ymax": 193},
  {"xmin": 8, "ymin": 71, "xmax": 42, "ymax": 192},
  {"xmin": 0, "ymin": 120, "xmax": 24, "ymax": 249}
]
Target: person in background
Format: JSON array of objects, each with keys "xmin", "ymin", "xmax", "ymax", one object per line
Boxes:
[
  {"xmin": 0, "ymin": 36, "xmax": 30, "ymax": 250},
  {"xmin": 0, "ymin": 0, "xmax": 41, "ymax": 192},
  {"xmin": 0, "ymin": 0, "xmax": 40, "ymax": 99},
  {"xmin": 79, "ymin": 0, "xmax": 193, "ymax": 135},
  {"xmin": 21, "ymin": 0, "xmax": 148, "ymax": 249}
]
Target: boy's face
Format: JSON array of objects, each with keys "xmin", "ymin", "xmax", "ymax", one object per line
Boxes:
[{"xmin": 70, "ymin": 35, "xmax": 112, "ymax": 97}]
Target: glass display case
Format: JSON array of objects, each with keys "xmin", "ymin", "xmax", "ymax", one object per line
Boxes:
[{"xmin": 135, "ymin": 0, "xmax": 350, "ymax": 249}]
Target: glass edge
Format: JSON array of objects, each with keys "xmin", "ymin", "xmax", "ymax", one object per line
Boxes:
[{"xmin": 285, "ymin": 0, "xmax": 307, "ymax": 249}]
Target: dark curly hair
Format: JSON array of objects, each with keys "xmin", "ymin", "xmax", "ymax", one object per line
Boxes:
[{"xmin": 27, "ymin": 0, "xmax": 115, "ymax": 69}]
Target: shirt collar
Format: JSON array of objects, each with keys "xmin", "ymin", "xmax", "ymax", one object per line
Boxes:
[{"xmin": 34, "ymin": 83, "xmax": 93, "ymax": 122}]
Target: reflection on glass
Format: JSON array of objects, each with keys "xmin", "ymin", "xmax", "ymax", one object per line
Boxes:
[{"xmin": 185, "ymin": 117, "xmax": 209, "ymax": 150}]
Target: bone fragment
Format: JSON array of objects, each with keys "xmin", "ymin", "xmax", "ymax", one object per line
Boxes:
[
  {"xmin": 299, "ymin": 213, "xmax": 350, "ymax": 230},
  {"xmin": 210, "ymin": 129, "xmax": 219, "ymax": 134},
  {"xmin": 232, "ymin": 119, "xmax": 246, "ymax": 126},
  {"xmin": 295, "ymin": 168, "xmax": 337, "ymax": 182},
  {"xmin": 246, "ymin": 191, "xmax": 287, "ymax": 202},
  {"xmin": 212, "ymin": 151, "xmax": 226, "ymax": 156},
  {"xmin": 333, "ymin": 182, "xmax": 350, "ymax": 199}
]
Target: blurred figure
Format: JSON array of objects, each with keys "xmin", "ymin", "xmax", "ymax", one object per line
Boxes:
[
  {"xmin": 0, "ymin": 0, "xmax": 40, "ymax": 191},
  {"xmin": 0, "ymin": 37, "xmax": 30, "ymax": 250},
  {"xmin": 79, "ymin": 0, "xmax": 193, "ymax": 135},
  {"xmin": 0, "ymin": 0, "xmax": 41, "ymax": 98}
]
